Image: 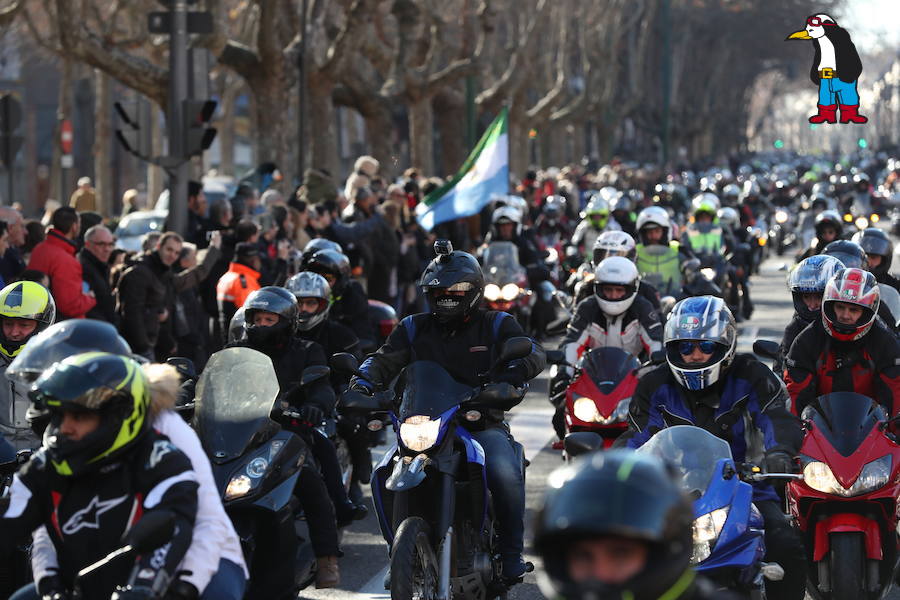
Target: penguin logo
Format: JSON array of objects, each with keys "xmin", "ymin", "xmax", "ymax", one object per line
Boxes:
[{"xmin": 786, "ymin": 14, "xmax": 867, "ymax": 125}]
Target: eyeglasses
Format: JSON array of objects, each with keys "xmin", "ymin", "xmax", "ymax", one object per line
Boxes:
[
  {"xmin": 806, "ymin": 16, "xmax": 834, "ymax": 27},
  {"xmin": 91, "ymin": 240, "xmax": 116, "ymax": 248},
  {"xmin": 678, "ymin": 340, "xmax": 717, "ymax": 355}
]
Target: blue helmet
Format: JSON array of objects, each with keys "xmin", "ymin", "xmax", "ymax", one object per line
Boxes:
[
  {"xmin": 788, "ymin": 255, "xmax": 844, "ymax": 321},
  {"xmin": 664, "ymin": 296, "xmax": 737, "ymax": 391}
]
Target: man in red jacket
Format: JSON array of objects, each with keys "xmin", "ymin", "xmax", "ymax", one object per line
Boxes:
[{"xmin": 27, "ymin": 206, "xmax": 96, "ymax": 319}]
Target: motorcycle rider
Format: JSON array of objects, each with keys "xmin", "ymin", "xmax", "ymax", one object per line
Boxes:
[
  {"xmin": 852, "ymin": 228, "xmax": 900, "ymax": 292},
  {"xmin": 634, "ymin": 206, "xmax": 690, "ymax": 297},
  {"xmin": 717, "ymin": 207, "xmax": 754, "ymax": 320},
  {"xmin": 617, "ymin": 295, "xmax": 807, "ymax": 600},
  {"xmin": 534, "ymin": 195, "xmax": 571, "ymax": 243},
  {"xmin": 1, "ymin": 352, "xmax": 199, "ymax": 600},
  {"xmin": 797, "ymin": 210, "xmax": 843, "ymax": 261},
  {"xmin": 348, "ymin": 241, "xmax": 546, "ymax": 583},
  {"xmin": 610, "ymin": 192, "xmax": 638, "ymax": 237},
  {"xmin": 785, "ymin": 268, "xmax": 900, "ymax": 416},
  {"xmin": 591, "ymin": 231, "xmax": 660, "ymax": 309},
  {"xmin": 551, "ymin": 257, "xmax": 662, "ymax": 440},
  {"xmin": 571, "ymin": 195, "xmax": 620, "ymax": 259},
  {"xmin": 230, "ymin": 286, "xmax": 360, "ymax": 588},
  {"xmin": 533, "ymin": 449, "xmax": 732, "ymax": 600},
  {"xmin": 681, "ymin": 193, "xmax": 732, "ymax": 260},
  {"xmin": 775, "ymin": 256, "xmax": 844, "ymax": 376},
  {"xmin": 7, "ymin": 319, "xmax": 248, "ymax": 600},
  {"xmin": 0, "ymin": 280, "xmax": 56, "ymax": 451}
]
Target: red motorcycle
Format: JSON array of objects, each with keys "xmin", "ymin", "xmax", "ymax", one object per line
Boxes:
[
  {"xmin": 548, "ymin": 347, "xmax": 640, "ymax": 453},
  {"xmin": 787, "ymin": 392, "xmax": 900, "ymax": 600}
]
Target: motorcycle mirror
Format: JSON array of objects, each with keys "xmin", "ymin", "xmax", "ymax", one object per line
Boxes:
[
  {"xmin": 122, "ymin": 511, "xmax": 176, "ymax": 554},
  {"xmin": 330, "ymin": 352, "xmax": 362, "ymax": 376},
  {"xmin": 498, "ymin": 337, "xmax": 533, "ymax": 364},
  {"xmin": 563, "ymin": 432, "xmax": 604, "ymax": 458},
  {"xmin": 166, "ymin": 357, "xmax": 196, "ymax": 381},
  {"xmin": 300, "ymin": 365, "xmax": 331, "ymax": 386},
  {"xmin": 338, "ymin": 389, "xmax": 385, "ymax": 413},
  {"xmin": 752, "ymin": 340, "xmax": 780, "ymax": 360}
]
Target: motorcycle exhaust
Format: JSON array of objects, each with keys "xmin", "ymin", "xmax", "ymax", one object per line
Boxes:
[{"xmin": 437, "ymin": 526, "xmax": 453, "ymax": 600}]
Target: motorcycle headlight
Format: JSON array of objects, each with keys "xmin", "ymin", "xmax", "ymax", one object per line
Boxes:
[
  {"xmin": 855, "ymin": 217, "xmax": 869, "ymax": 230},
  {"xmin": 484, "ymin": 284, "xmax": 501, "ymax": 301},
  {"xmin": 802, "ymin": 456, "xmax": 891, "ymax": 497},
  {"xmin": 572, "ymin": 396, "xmax": 601, "ymax": 423},
  {"xmin": 776, "ymin": 210, "xmax": 789, "ymax": 224},
  {"xmin": 546, "ymin": 247, "xmax": 559, "ymax": 263},
  {"xmin": 871, "ymin": 213, "xmax": 880, "ymax": 223},
  {"xmin": 700, "ymin": 267, "xmax": 717, "ymax": 281},
  {"xmin": 225, "ymin": 474, "xmax": 253, "ymax": 501},
  {"xmin": 612, "ymin": 397, "xmax": 632, "ymax": 422},
  {"xmin": 501, "ymin": 283, "xmax": 520, "ymax": 301},
  {"xmin": 399, "ymin": 415, "xmax": 442, "ymax": 452},
  {"xmin": 843, "ymin": 213, "xmax": 853, "ymax": 222},
  {"xmin": 691, "ymin": 508, "xmax": 729, "ymax": 564}
]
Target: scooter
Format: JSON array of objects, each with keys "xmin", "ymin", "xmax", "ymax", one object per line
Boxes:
[
  {"xmin": 545, "ymin": 347, "xmax": 640, "ymax": 454},
  {"xmin": 336, "ymin": 338, "xmax": 535, "ymax": 600},
  {"xmin": 786, "ymin": 392, "xmax": 900, "ymax": 600},
  {"xmin": 193, "ymin": 346, "xmax": 324, "ymax": 599}
]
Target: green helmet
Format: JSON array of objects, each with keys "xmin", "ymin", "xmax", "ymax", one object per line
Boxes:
[
  {"xmin": 31, "ymin": 352, "xmax": 150, "ymax": 477},
  {"xmin": 0, "ymin": 280, "xmax": 56, "ymax": 359}
]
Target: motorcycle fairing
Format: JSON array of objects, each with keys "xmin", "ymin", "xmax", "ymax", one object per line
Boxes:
[{"xmin": 812, "ymin": 513, "xmax": 882, "ymax": 561}]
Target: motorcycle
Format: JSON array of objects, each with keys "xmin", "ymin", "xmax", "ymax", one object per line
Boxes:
[
  {"xmin": 0, "ymin": 450, "xmax": 33, "ymax": 596},
  {"xmin": 337, "ymin": 338, "xmax": 534, "ymax": 600},
  {"xmin": 192, "ymin": 347, "xmax": 323, "ymax": 599},
  {"xmin": 368, "ymin": 299, "xmax": 399, "ymax": 349},
  {"xmin": 787, "ymin": 392, "xmax": 900, "ymax": 600},
  {"xmin": 769, "ymin": 208, "xmax": 797, "ymax": 256},
  {"xmin": 545, "ymin": 347, "xmax": 640, "ymax": 453},
  {"xmin": 481, "ymin": 241, "xmax": 532, "ymax": 327}
]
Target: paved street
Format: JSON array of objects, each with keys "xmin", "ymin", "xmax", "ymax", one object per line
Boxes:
[{"xmin": 300, "ymin": 253, "xmax": 817, "ymax": 600}]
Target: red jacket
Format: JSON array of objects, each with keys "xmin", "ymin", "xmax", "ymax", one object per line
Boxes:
[{"xmin": 27, "ymin": 230, "xmax": 97, "ymax": 319}]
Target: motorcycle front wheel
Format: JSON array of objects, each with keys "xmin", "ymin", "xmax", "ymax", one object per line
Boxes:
[
  {"xmin": 391, "ymin": 516, "xmax": 440, "ymax": 600},
  {"xmin": 828, "ymin": 532, "xmax": 865, "ymax": 600}
]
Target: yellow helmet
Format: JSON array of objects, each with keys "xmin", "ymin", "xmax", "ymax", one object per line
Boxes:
[{"xmin": 0, "ymin": 281, "xmax": 56, "ymax": 358}]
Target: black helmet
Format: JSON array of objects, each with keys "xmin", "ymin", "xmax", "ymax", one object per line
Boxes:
[
  {"xmin": 823, "ymin": 239, "xmax": 867, "ymax": 270},
  {"xmin": 243, "ymin": 286, "xmax": 299, "ymax": 350},
  {"xmin": 419, "ymin": 240, "xmax": 484, "ymax": 325},
  {"xmin": 814, "ymin": 210, "xmax": 842, "ymax": 240},
  {"xmin": 0, "ymin": 281, "xmax": 57, "ymax": 359},
  {"xmin": 32, "ymin": 352, "xmax": 151, "ymax": 477},
  {"xmin": 304, "ymin": 248, "xmax": 352, "ymax": 295},
  {"xmin": 533, "ymin": 450, "xmax": 694, "ymax": 600},
  {"xmin": 852, "ymin": 228, "xmax": 893, "ymax": 276},
  {"xmin": 301, "ymin": 238, "xmax": 343, "ymax": 264}
]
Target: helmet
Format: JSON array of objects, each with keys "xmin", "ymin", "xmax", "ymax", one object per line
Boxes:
[
  {"xmin": 853, "ymin": 172, "xmax": 870, "ymax": 191},
  {"xmin": 533, "ymin": 450, "xmax": 694, "ymax": 600},
  {"xmin": 822, "ymin": 268, "xmax": 880, "ymax": 341},
  {"xmin": 664, "ymin": 296, "xmax": 737, "ymax": 391},
  {"xmin": 286, "ymin": 271, "xmax": 332, "ymax": 331},
  {"xmin": 304, "ymin": 248, "xmax": 351, "ymax": 295},
  {"xmin": 593, "ymin": 257, "xmax": 639, "ymax": 316},
  {"xmin": 852, "ymin": 228, "xmax": 893, "ymax": 276},
  {"xmin": 583, "ymin": 196, "xmax": 611, "ymax": 229},
  {"xmin": 542, "ymin": 195, "xmax": 566, "ymax": 222},
  {"xmin": 690, "ymin": 193, "xmax": 719, "ymax": 219},
  {"xmin": 740, "ymin": 180, "xmax": 761, "ymax": 201},
  {"xmin": 814, "ymin": 210, "xmax": 843, "ymax": 239},
  {"xmin": 592, "ymin": 231, "xmax": 636, "ymax": 266},
  {"xmin": 721, "ymin": 183, "xmax": 741, "ymax": 204},
  {"xmin": 0, "ymin": 281, "xmax": 56, "ymax": 359},
  {"xmin": 301, "ymin": 238, "xmax": 342, "ymax": 264},
  {"xmin": 243, "ymin": 286, "xmax": 299, "ymax": 350},
  {"xmin": 822, "ymin": 240, "xmax": 867, "ymax": 269},
  {"xmin": 32, "ymin": 352, "xmax": 151, "ymax": 477},
  {"xmin": 788, "ymin": 256, "xmax": 844, "ymax": 321},
  {"xmin": 610, "ymin": 194, "xmax": 635, "ymax": 215},
  {"xmin": 228, "ymin": 307, "xmax": 248, "ymax": 343},
  {"xmin": 500, "ymin": 195, "xmax": 529, "ymax": 221},
  {"xmin": 810, "ymin": 193, "xmax": 829, "ymax": 211},
  {"xmin": 491, "ymin": 205, "xmax": 522, "ymax": 238},
  {"xmin": 420, "ymin": 240, "xmax": 484, "ymax": 325},
  {"xmin": 716, "ymin": 207, "xmax": 740, "ymax": 230},
  {"xmin": 636, "ymin": 206, "xmax": 670, "ymax": 244}
]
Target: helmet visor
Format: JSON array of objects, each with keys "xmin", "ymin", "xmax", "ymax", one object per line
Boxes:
[{"xmin": 30, "ymin": 363, "xmax": 122, "ymax": 411}]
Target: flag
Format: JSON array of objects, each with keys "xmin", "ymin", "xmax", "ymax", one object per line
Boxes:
[{"xmin": 416, "ymin": 108, "xmax": 509, "ymax": 231}]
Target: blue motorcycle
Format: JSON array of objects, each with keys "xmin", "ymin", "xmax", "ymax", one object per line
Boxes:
[
  {"xmin": 637, "ymin": 425, "xmax": 769, "ymax": 598},
  {"xmin": 337, "ymin": 338, "xmax": 533, "ymax": 600}
]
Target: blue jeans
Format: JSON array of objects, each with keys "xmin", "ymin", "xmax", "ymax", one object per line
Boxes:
[
  {"xmin": 818, "ymin": 77, "xmax": 860, "ymax": 105},
  {"xmin": 470, "ymin": 427, "xmax": 525, "ymax": 562},
  {"xmin": 11, "ymin": 558, "xmax": 247, "ymax": 600}
]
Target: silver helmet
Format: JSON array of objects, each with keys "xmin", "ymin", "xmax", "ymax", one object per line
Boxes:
[{"xmin": 285, "ymin": 271, "xmax": 332, "ymax": 331}]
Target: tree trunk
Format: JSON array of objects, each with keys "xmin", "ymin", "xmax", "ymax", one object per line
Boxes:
[
  {"xmin": 361, "ymin": 109, "xmax": 395, "ymax": 179},
  {"xmin": 307, "ymin": 74, "xmax": 339, "ymax": 176},
  {"xmin": 407, "ymin": 96, "xmax": 433, "ymax": 176},
  {"xmin": 508, "ymin": 106, "xmax": 530, "ymax": 179},
  {"xmin": 433, "ymin": 90, "xmax": 467, "ymax": 176},
  {"xmin": 217, "ymin": 84, "xmax": 239, "ymax": 176},
  {"xmin": 50, "ymin": 57, "xmax": 73, "ymax": 209},
  {"xmin": 148, "ymin": 106, "xmax": 164, "ymax": 212},
  {"xmin": 92, "ymin": 69, "xmax": 113, "ymax": 217}
]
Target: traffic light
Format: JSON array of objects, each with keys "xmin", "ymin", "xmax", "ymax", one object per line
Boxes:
[
  {"xmin": 858, "ymin": 138, "xmax": 868, "ymax": 149},
  {"xmin": 114, "ymin": 100, "xmax": 152, "ymax": 159},
  {"xmin": 773, "ymin": 139, "xmax": 784, "ymax": 149},
  {"xmin": 182, "ymin": 99, "xmax": 217, "ymax": 158}
]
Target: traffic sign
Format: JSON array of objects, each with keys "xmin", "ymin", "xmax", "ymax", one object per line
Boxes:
[
  {"xmin": 61, "ymin": 154, "xmax": 74, "ymax": 169},
  {"xmin": 60, "ymin": 119, "xmax": 73, "ymax": 155}
]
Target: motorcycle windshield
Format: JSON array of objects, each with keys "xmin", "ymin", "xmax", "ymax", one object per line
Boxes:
[
  {"xmin": 581, "ymin": 348, "xmax": 640, "ymax": 394},
  {"xmin": 803, "ymin": 393, "xmax": 886, "ymax": 458},
  {"xmin": 483, "ymin": 242, "xmax": 525, "ymax": 284},
  {"xmin": 194, "ymin": 347, "xmax": 281, "ymax": 461},
  {"xmin": 636, "ymin": 426, "xmax": 732, "ymax": 498},
  {"xmin": 397, "ymin": 361, "xmax": 472, "ymax": 420}
]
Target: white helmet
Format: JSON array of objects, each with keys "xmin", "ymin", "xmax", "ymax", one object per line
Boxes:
[
  {"xmin": 491, "ymin": 205, "xmax": 522, "ymax": 237},
  {"xmin": 597, "ymin": 186, "xmax": 620, "ymax": 203},
  {"xmin": 592, "ymin": 231, "xmax": 636, "ymax": 266},
  {"xmin": 636, "ymin": 206, "xmax": 671, "ymax": 244},
  {"xmin": 593, "ymin": 256, "xmax": 640, "ymax": 316},
  {"xmin": 717, "ymin": 207, "xmax": 740, "ymax": 230},
  {"xmin": 496, "ymin": 194, "xmax": 528, "ymax": 221},
  {"xmin": 691, "ymin": 193, "xmax": 720, "ymax": 216}
]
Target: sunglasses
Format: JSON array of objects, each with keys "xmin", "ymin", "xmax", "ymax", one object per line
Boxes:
[
  {"xmin": 678, "ymin": 340, "xmax": 717, "ymax": 355},
  {"xmin": 806, "ymin": 17, "xmax": 834, "ymax": 27}
]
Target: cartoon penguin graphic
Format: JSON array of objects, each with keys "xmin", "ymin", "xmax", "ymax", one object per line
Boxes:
[{"xmin": 786, "ymin": 14, "xmax": 867, "ymax": 124}]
